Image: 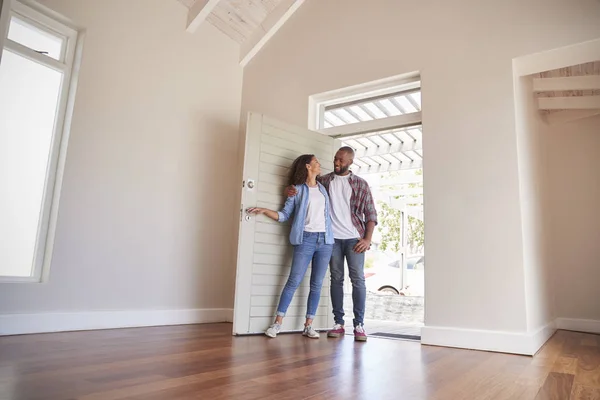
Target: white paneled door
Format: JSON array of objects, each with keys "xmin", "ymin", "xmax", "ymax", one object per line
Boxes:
[{"xmin": 233, "ymin": 113, "xmax": 339, "ymax": 335}]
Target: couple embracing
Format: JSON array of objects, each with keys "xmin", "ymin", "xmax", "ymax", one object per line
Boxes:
[{"xmin": 247, "ymin": 146, "xmax": 378, "ymax": 342}]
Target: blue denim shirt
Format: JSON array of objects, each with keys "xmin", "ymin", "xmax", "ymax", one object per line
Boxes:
[{"xmin": 277, "ymin": 183, "xmax": 334, "ymax": 245}]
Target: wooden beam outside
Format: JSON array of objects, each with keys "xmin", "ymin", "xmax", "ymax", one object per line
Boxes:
[
  {"xmin": 320, "ymin": 112, "xmax": 422, "ymax": 138},
  {"xmin": 186, "ymin": 0, "xmax": 222, "ymax": 33},
  {"xmin": 240, "ymin": 0, "xmax": 305, "ymax": 67},
  {"xmin": 351, "ymin": 137, "xmax": 422, "ymax": 159},
  {"xmin": 353, "ymin": 158, "xmax": 423, "ymax": 174}
]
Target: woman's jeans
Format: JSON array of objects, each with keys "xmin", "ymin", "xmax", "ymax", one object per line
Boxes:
[{"xmin": 276, "ymin": 232, "xmax": 333, "ymax": 319}]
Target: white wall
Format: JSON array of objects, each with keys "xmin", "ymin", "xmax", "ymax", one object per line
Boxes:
[
  {"xmin": 0, "ymin": 0, "xmax": 242, "ymax": 321},
  {"xmin": 514, "ymin": 76, "xmax": 555, "ymax": 333},
  {"xmin": 240, "ymin": 0, "xmax": 600, "ymax": 341},
  {"xmin": 546, "ymin": 115, "xmax": 600, "ymax": 322}
]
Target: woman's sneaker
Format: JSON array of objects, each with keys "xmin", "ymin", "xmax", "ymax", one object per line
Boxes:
[
  {"xmin": 302, "ymin": 325, "xmax": 320, "ymax": 339},
  {"xmin": 354, "ymin": 325, "xmax": 367, "ymax": 342},
  {"xmin": 265, "ymin": 323, "xmax": 282, "ymax": 338},
  {"xmin": 327, "ymin": 324, "xmax": 345, "ymax": 338}
]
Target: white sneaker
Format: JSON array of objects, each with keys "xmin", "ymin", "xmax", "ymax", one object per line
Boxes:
[
  {"xmin": 302, "ymin": 325, "xmax": 320, "ymax": 339},
  {"xmin": 265, "ymin": 323, "xmax": 281, "ymax": 338}
]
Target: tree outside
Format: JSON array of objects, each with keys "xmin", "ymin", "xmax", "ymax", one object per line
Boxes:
[{"xmin": 377, "ymin": 169, "xmax": 424, "ymax": 255}]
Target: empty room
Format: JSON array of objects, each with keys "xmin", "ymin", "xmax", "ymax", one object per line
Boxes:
[{"xmin": 1, "ymin": 0, "xmax": 600, "ymax": 399}]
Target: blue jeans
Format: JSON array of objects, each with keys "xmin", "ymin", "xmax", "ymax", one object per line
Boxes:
[
  {"xmin": 330, "ymin": 238, "xmax": 366, "ymax": 327},
  {"xmin": 276, "ymin": 232, "xmax": 333, "ymax": 319}
]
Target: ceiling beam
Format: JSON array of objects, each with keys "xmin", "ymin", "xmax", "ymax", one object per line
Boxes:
[
  {"xmin": 240, "ymin": 0, "xmax": 305, "ymax": 67},
  {"xmin": 538, "ymin": 96, "xmax": 600, "ymax": 110},
  {"xmin": 533, "ymin": 75, "xmax": 600, "ymax": 92},
  {"xmin": 544, "ymin": 109, "xmax": 600, "ymax": 125},
  {"xmin": 186, "ymin": 0, "xmax": 222, "ymax": 33}
]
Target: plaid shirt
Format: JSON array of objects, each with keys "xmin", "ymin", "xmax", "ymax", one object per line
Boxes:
[{"xmin": 318, "ymin": 172, "xmax": 378, "ymax": 239}]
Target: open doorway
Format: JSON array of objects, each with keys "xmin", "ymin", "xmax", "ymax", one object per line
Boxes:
[
  {"xmin": 339, "ymin": 127, "xmax": 424, "ymax": 340},
  {"xmin": 310, "ymin": 74, "xmax": 424, "ymax": 340}
]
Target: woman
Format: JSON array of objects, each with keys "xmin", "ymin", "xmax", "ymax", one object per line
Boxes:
[{"xmin": 247, "ymin": 154, "xmax": 334, "ymax": 339}]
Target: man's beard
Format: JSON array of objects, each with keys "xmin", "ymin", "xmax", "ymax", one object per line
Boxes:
[{"xmin": 335, "ymin": 165, "xmax": 350, "ymax": 175}]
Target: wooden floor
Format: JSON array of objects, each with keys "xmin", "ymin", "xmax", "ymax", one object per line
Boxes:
[{"xmin": 1, "ymin": 324, "xmax": 599, "ymax": 400}]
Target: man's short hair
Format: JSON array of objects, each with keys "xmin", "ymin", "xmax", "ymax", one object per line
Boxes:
[{"xmin": 338, "ymin": 146, "xmax": 355, "ymax": 159}]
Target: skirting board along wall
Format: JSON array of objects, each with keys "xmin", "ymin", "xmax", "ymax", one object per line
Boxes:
[
  {"xmin": 3, "ymin": 312, "xmax": 598, "ymax": 351},
  {"xmin": 421, "ymin": 321, "xmax": 557, "ymax": 356},
  {"xmin": 0, "ymin": 308, "xmax": 233, "ymax": 336},
  {"xmin": 555, "ymin": 318, "xmax": 600, "ymax": 335}
]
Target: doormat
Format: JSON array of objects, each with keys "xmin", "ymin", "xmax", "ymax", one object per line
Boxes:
[{"xmin": 371, "ymin": 332, "xmax": 421, "ymax": 341}]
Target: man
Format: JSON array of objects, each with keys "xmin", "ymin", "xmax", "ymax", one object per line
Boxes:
[{"xmin": 286, "ymin": 146, "xmax": 377, "ymax": 341}]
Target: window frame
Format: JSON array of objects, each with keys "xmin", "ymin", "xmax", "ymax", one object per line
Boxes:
[
  {"xmin": 308, "ymin": 72, "xmax": 422, "ymax": 137},
  {"xmin": 0, "ymin": 0, "xmax": 81, "ymax": 283},
  {"xmin": 0, "ymin": 0, "xmax": 11, "ymax": 61}
]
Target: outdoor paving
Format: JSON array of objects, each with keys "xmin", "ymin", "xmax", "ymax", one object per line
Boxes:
[{"xmin": 341, "ymin": 292, "xmax": 424, "ymax": 338}]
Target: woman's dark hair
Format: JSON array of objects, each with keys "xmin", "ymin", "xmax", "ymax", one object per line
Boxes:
[{"xmin": 288, "ymin": 154, "xmax": 315, "ymax": 186}]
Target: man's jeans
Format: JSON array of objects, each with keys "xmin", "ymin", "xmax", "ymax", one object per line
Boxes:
[
  {"xmin": 330, "ymin": 238, "xmax": 366, "ymax": 327},
  {"xmin": 276, "ymin": 232, "xmax": 333, "ymax": 319}
]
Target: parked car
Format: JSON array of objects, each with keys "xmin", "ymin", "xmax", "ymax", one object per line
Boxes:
[{"xmin": 364, "ymin": 255, "xmax": 424, "ymax": 295}]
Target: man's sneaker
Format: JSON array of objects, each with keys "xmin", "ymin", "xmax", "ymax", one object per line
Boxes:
[
  {"xmin": 354, "ymin": 325, "xmax": 367, "ymax": 342},
  {"xmin": 265, "ymin": 323, "xmax": 281, "ymax": 338},
  {"xmin": 302, "ymin": 325, "xmax": 320, "ymax": 339},
  {"xmin": 327, "ymin": 324, "xmax": 345, "ymax": 338}
]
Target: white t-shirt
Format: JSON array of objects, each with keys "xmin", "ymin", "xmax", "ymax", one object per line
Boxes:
[
  {"xmin": 304, "ymin": 186, "xmax": 326, "ymax": 233},
  {"xmin": 329, "ymin": 175, "xmax": 360, "ymax": 239}
]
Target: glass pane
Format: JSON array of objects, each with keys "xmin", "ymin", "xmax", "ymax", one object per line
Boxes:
[
  {"xmin": 410, "ymin": 92, "xmax": 422, "ymax": 108},
  {"xmin": 0, "ymin": 50, "xmax": 63, "ymax": 277},
  {"xmin": 333, "ymin": 108, "xmax": 359, "ymax": 124},
  {"xmin": 348, "ymin": 105, "xmax": 373, "ymax": 121},
  {"xmin": 8, "ymin": 16, "xmax": 64, "ymax": 60},
  {"xmin": 323, "ymin": 111, "xmax": 345, "ymax": 126},
  {"xmin": 378, "ymin": 99, "xmax": 402, "ymax": 116},
  {"xmin": 324, "ymin": 89, "xmax": 421, "ymax": 128},
  {"xmin": 394, "ymin": 95, "xmax": 418, "ymax": 113},
  {"xmin": 363, "ymin": 103, "xmax": 387, "ymax": 119}
]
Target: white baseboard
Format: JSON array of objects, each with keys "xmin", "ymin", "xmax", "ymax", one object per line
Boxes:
[
  {"xmin": 529, "ymin": 321, "xmax": 558, "ymax": 355},
  {"xmin": 0, "ymin": 308, "xmax": 233, "ymax": 336},
  {"xmin": 421, "ymin": 320, "xmax": 556, "ymax": 356},
  {"xmin": 556, "ymin": 318, "xmax": 600, "ymax": 334}
]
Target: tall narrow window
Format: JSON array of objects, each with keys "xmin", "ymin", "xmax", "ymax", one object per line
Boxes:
[{"xmin": 0, "ymin": 1, "xmax": 79, "ymax": 282}]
